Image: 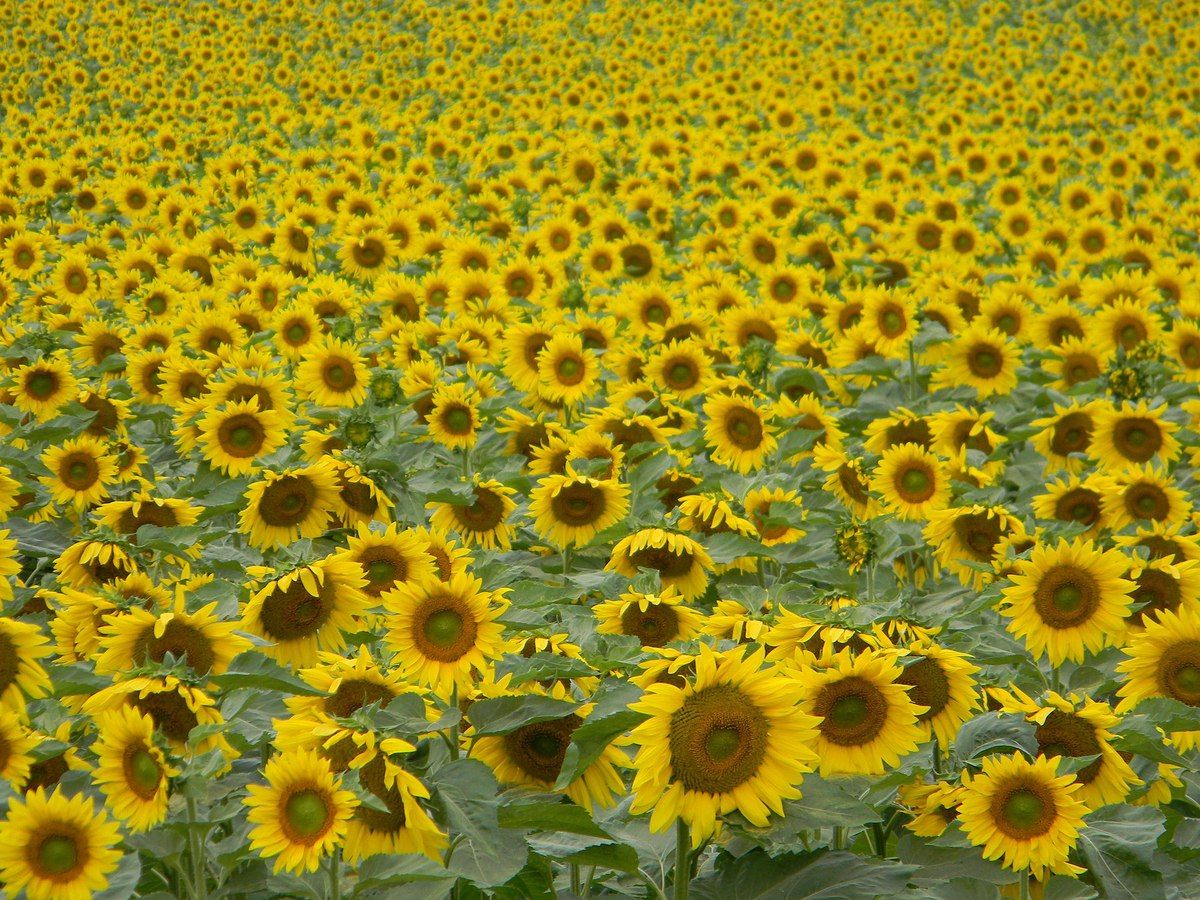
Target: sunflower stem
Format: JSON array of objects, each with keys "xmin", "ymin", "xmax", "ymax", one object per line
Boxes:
[
  {"xmin": 328, "ymin": 847, "xmax": 342, "ymax": 900},
  {"xmin": 871, "ymin": 822, "xmax": 888, "ymax": 858},
  {"xmin": 932, "ymin": 742, "xmax": 944, "ymax": 776},
  {"xmin": 833, "ymin": 825, "xmax": 848, "ymax": 850},
  {"xmin": 1019, "ymin": 869, "xmax": 1031, "ymax": 900},
  {"xmin": 673, "ymin": 819, "xmax": 691, "ymax": 900},
  {"xmin": 186, "ymin": 794, "xmax": 208, "ymax": 900},
  {"xmin": 448, "ymin": 684, "xmax": 461, "ymax": 759},
  {"xmin": 570, "ymin": 862, "xmax": 582, "ymax": 895},
  {"xmin": 907, "ymin": 339, "xmax": 919, "ymax": 401}
]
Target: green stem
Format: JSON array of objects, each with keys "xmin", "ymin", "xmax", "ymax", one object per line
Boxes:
[
  {"xmin": 1019, "ymin": 869, "xmax": 1031, "ymax": 900},
  {"xmin": 328, "ymin": 848, "xmax": 342, "ymax": 900},
  {"xmin": 582, "ymin": 865, "xmax": 597, "ymax": 897},
  {"xmin": 866, "ymin": 563, "xmax": 876, "ymax": 602},
  {"xmin": 907, "ymin": 339, "xmax": 919, "ymax": 401},
  {"xmin": 637, "ymin": 868, "xmax": 667, "ymax": 900},
  {"xmin": 570, "ymin": 862, "xmax": 581, "ymax": 895},
  {"xmin": 673, "ymin": 819, "xmax": 690, "ymax": 900},
  {"xmin": 187, "ymin": 795, "xmax": 208, "ymax": 900},
  {"xmin": 833, "ymin": 825, "xmax": 848, "ymax": 850},
  {"xmin": 449, "ymin": 684, "xmax": 460, "ymax": 759},
  {"xmin": 871, "ymin": 822, "xmax": 887, "ymax": 858},
  {"xmin": 932, "ymin": 742, "xmax": 944, "ymax": 776}
]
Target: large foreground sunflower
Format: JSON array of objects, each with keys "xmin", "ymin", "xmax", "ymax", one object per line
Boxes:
[
  {"xmin": 245, "ymin": 749, "xmax": 358, "ymax": 874},
  {"xmin": 1117, "ymin": 604, "xmax": 1200, "ymax": 750},
  {"xmin": 0, "ymin": 787, "xmax": 123, "ymax": 900},
  {"xmin": 958, "ymin": 753, "xmax": 1087, "ymax": 880},
  {"xmin": 628, "ymin": 646, "xmax": 820, "ymax": 845},
  {"xmin": 999, "ymin": 538, "xmax": 1134, "ymax": 665}
]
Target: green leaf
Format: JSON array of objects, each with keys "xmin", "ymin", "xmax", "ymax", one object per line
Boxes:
[
  {"xmin": 496, "ymin": 651, "xmax": 599, "ymax": 686},
  {"xmin": 955, "ymin": 713, "xmax": 1038, "ymax": 761},
  {"xmin": 1122, "ymin": 698, "xmax": 1200, "ymax": 733},
  {"xmin": 46, "ymin": 663, "xmax": 110, "ymax": 697},
  {"xmin": 555, "ymin": 680, "xmax": 646, "ymax": 790},
  {"xmin": 897, "ymin": 833, "xmax": 1014, "ymax": 886},
  {"xmin": 498, "ymin": 800, "xmax": 610, "ymax": 838},
  {"xmin": 524, "ymin": 832, "xmax": 640, "ymax": 873},
  {"xmin": 466, "ymin": 695, "xmax": 581, "ymax": 736},
  {"xmin": 728, "ymin": 776, "xmax": 881, "ymax": 850},
  {"xmin": 692, "ymin": 848, "xmax": 917, "ymax": 899},
  {"xmin": 428, "ymin": 759, "xmax": 528, "ymax": 888},
  {"xmin": 209, "ymin": 652, "xmax": 326, "ymax": 696},
  {"xmin": 94, "ymin": 852, "xmax": 142, "ymax": 900},
  {"xmin": 1076, "ymin": 805, "xmax": 1165, "ymax": 900}
]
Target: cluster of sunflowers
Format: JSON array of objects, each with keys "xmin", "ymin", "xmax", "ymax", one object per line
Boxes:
[{"xmin": 2, "ymin": 0, "xmax": 1200, "ymax": 897}]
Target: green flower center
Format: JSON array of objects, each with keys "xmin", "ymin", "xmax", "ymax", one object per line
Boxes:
[
  {"xmin": 229, "ymin": 426, "xmax": 256, "ymax": 449},
  {"xmin": 829, "ymin": 694, "xmax": 869, "ymax": 729},
  {"xmin": 423, "ymin": 609, "xmax": 463, "ymax": 648},
  {"xmin": 1177, "ymin": 666, "xmax": 1200, "ymax": 694},
  {"xmin": 901, "ymin": 468, "xmax": 930, "ymax": 495},
  {"xmin": 704, "ymin": 726, "xmax": 741, "ymax": 762},
  {"xmin": 1052, "ymin": 583, "xmax": 1082, "ymax": 612},
  {"xmin": 38, "ymin": 835, "xmax": 78, "ymax": 875},
  {"xmin": 1002, "ymin": 790, "xmax": 1045, "ymax": 830},
  {"xmin": 27, "ymin": 372, "xmax": 56, "ymax": 398},
  {"xmin": 445, "ymin": 408, "xmax": 472, "ymax": 433},
  {"xmin": 129, "ymin": 748, "xmax": 162, "ymax": 793},
  {"xmin": 285, "ymin": 789, "xmax": 330, "ymax": 839}
]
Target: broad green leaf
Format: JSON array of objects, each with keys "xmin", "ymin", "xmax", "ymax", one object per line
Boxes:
[
  {"xmin": 465, "ymin": 695, "xmax": 581, "ymax": 736},
  {"xmin": 1076, "ymin": 805, "xmax": 1165, "ymax": 900},
  {"xmin": 692, "ymin": 848, "xmax": 917, "ymax": 899},
  {"xmin": 428, "ymin": 758, "xmax": 528, "ymax": 888},
  {"xmin": 210, "ymin": 652, "xmax": 326, "ymax": 696}
]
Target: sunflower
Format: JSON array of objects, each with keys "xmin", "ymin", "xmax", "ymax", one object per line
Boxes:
[
  {"xmin": 607, "ymin": 528, "xmax": 714, "ymax": 601},
  {"xmin": 196, "ymin": 397, "xmax": 289, "ymax": 475},
  {"xmin": 629, "ymin": 646, "xmax": 820, "ymax": 845},
  {"xmin": 92, "ymin": 706, "xmax": 177, "ymax": 831},
  {"xmin": 0, "ymin": 705, "xmax": 37, "ymax": 786},
  {"xmin": 239, "ymin": 462, "xmax": 339, "ymax": 550},
  {"xmin": 11, "ymin": 355, "xmax": 78, "ymax": 421},
  {"xmin": 813, "ymin": 444, "xmax": 879, "ymax": 518},
  {"xmin": 930, "ymin": 323, "xmax": 1020, "ymax": 397},
  {"xmin": 245, "ymin": 749, "xmax": 358, "ymax": 874},
  {"xmin": 795, "ymin": 648, "xmax": 926, "ymax": 776},
  {"xmin": 1030, "ymin": 401, "xmax": 1100, "ymax": 474},
  {"xmin": 924, "ymin": 505, "xmax": 1024, "ymax": 589},
  {"xmin": 860, "ymin": 286, "xmax": 918, "ymax": 356},
  {"xmin": 871, "ymin": 443, "xmax": 949, "ymax": 521},
  {"xmin": 536, "ymin": 333, "xmax": 599, "ymax": 406},
  {"xmin": 999, "ymin": 538, "xmax": 1134, "ymax": 665},
  {"xmin": 325, "ymin": 458, "xmax": 393, "ymax": 528},
  {"xmin": 340, "ymin": 523, "xmax": 437, "ymax": 599},
  {"xmin": 594, "ymin": 586, "xmax": 706, "ymax": 648},
  {"xmin": 1031, "ymin": 473, "xmax": 1109, "ymax": 536},
  {"xmin": 644, "ymin": 338, "xmax": 713, "ymax": 399},
  {"xmin": 1125, "ymin": 557, "xmax": 1200, "ymax": 628},
  {"xmin": 242, "ymin": 556, "xmax": 370, "ymax": 667},
  {"xmin": 0, "ymin": 617, "xmax": 53, "ymax": 715},
  {"xmin": 343, "ymin": 751, "xmax": 447, "ymax": 863},
  {"xmin": 529, "ymin": 472, "xmax": 630, "ymax": 548},
  {"xmin": 1117, "ymin": 604, "xmax": 1200, "ymax": 750},
  {"xmin": 994, "ymin": 687, "xmax": 1140, "ymax": 808},
  {"xmin": 296, "ymin": 338, "xmax": 368, "ymax": 408},
  {"xmin": 93, "ymin": 493, "xmax": 201, "ymax": 538},
  {"xmin": 1044, "ymin": 337, "xmax": 1109, "ymax": 390},
  {"xmin": 901, "ymin": 781, "xmax": 964, "ymax": 838},
  {"xmin": 39, "ymin": 436, "xmax": 118, "ymax": 509},
  {"xmin": 891, "ymin": 640, "xmax": 980, "ymax": 747},
  {"xmin": 471, "ymin": 683, "xmax": 626, "ymax": 809},
  {"xmin": 958, "ymin": 753, "xmax": 1087, "ymax": 880},
  {"xmin": 426, "ymin": 382, "xmax": 482, "ymax": 450},
  {"xmin": 383, "ymin": 571, "xmax": 508, "ymax": 692},
  {"xmin": 1091, "ymin": 401, "xmax": 1180, "ymax": 473},
  {"xmin": 703, "ymin": 393, "xmax": 777, "ymax": 473},
  {"xmin": 95, "ymin": 597, "xmax": 250, "ymax": 678},
  {"xmin": 82, "ymin": 676, "xmax": 233, "ymax": 757},
  {"xmin": 0, "ymin": 787, "xmax": 123, "ymax": 900},
  {"xmin": 428, "ymin": 478, "xmax": 518, "ymax": 550},
  {"xmin": 743, "ymin": 487, "xmax": 806, "ymax": 545},
  {"xmin": 1100, "ymin": 465, "xmax": 1189, "ymax": 530}
]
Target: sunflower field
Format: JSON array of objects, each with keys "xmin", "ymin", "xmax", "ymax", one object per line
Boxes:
[{"xmin": 4, "ymin": 0, "xmax": 1200, "ymax": 897}]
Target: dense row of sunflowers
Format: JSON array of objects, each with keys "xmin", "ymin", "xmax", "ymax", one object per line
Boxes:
[{"xmin": 1, "ymin": 0, "xmax": 1199, "ymax": 897}]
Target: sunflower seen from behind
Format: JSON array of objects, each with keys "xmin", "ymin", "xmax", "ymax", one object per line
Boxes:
[{"xmin": 629, "ymin": 646, "xmax": 820, "ymax": 846}]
